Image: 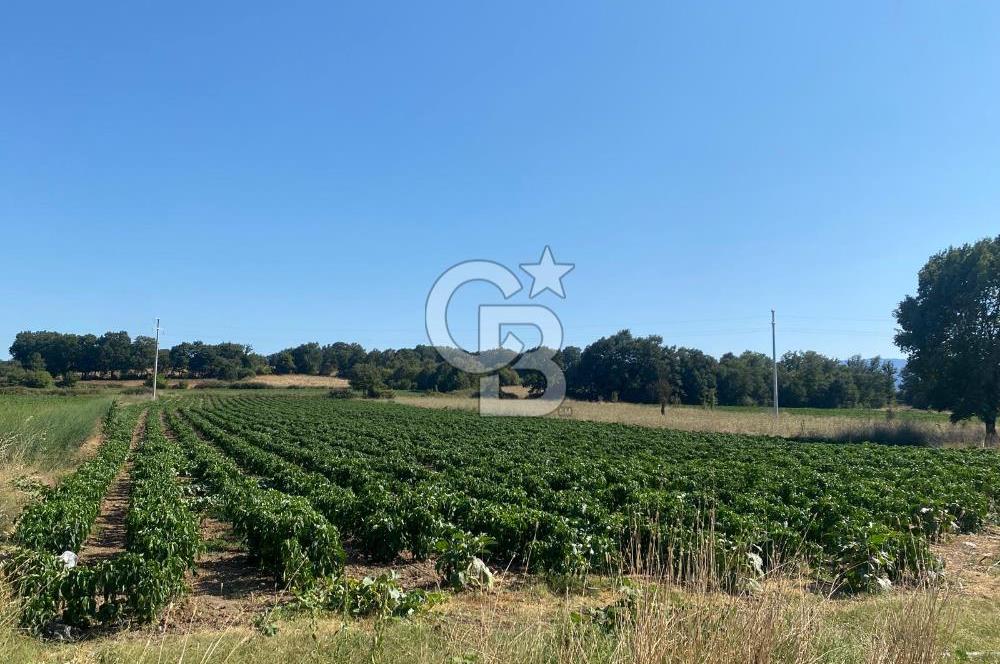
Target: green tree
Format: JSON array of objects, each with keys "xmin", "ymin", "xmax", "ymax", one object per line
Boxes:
[
  {"xmin": 291, "ymin": 342, "xmax": 323, "ymax": 375},
  {"xmin": 97, "ymin": 331, "xmax": 133, "ymax": 378},
  {"xmin": 349, "ymin": 363, "xmax": 390, "ymax": 397},
  {"xmin": 895, "ymin": 237, "xmax": 1000, "ymax": 445},
  {"xmin": 131, "ymin": 336, "xmax": 157, "ymax": 376},
  {"xmin": 271, "ymin": 351, "xmax": 297, "ymax": 375}
]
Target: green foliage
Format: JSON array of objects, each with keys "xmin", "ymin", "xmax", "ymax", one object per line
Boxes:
[
  {"xmin": 4, "ymin": 406, "xmax": 202, "ymax": 630},
  {"xmin": 21, "ymin": 370, "xmax": 55, "ymax": 388},
  {"xmin": 8, "ymin": 328, "xmax": 900, "ymax": 409},
  {"xmin": 179, "ymin": 397, "xmax": 1000, "ymax": 592},
  {"xmin": 294, "ymin": 571, "xmax": 437, "ymax": 619},
  {"xmin": 896, "ymin": 236, "xmax": 1000, "ymax": 440},
  {"xmin": 348, "ymin": 363, "xmax": 391, "ymax": 398},
  {"xmin": 143, "ymin": 374, "xmax": 168, "ymax": 390},
  {"xmin": 0, "ymin": 393, "xmax": 113, "ymax": 465},
  {"xmin": 227, "ymin": 381, "xmax": 274, "ymax": 390},
  {"xmin": 165, "ymin": 409, "xmax": 345, "ymax": 586},
  {"xmin": 12, "ymin": 403, "xmax": 139, "ymax": 553},
  {"xmin": 124, "ymin": 410, "xmax": 200, "ymax": 594},
  {"xmin": 434, "ymin": 531, "xmax": 495, "ymax": 590}
]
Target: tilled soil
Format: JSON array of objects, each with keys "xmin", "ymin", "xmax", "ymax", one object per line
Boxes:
[{"xmin": 76, "ymin": 411, "xmax": 147, "ymax": 565}]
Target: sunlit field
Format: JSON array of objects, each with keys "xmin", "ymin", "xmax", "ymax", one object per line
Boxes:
[
  {"xmin": 0, "ymin": 394, "xmax": 112, "ymax": 466},
  {"xmin": 395, "ymin": 393, "xmax": 985, "ymax": 447},
  {"xmin": 0, "ymin": 392, "xmax": 999, "ymax": 663}
]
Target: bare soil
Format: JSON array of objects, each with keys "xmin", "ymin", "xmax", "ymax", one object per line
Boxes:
[
  {"xmin": 932, "ymin": 527, "xmax": 1000, "ymax": 599},
  {"xmin": 73, "ymin": 431, "xmax": 104, "ymax": 463},
  {"xmin": 158, "ymin": 410, "xmax": 288, "ymax": 631},
  {"xmin": 76, "ymin": 411, "xmax": 147, "ymax": 565},
  {"xmin": 162, "ymin": 517, "xmax": 285, "ymax": 631},
  {"xmin": 346, "ymin": 553, "xmax": 440, "ymax": 591}
]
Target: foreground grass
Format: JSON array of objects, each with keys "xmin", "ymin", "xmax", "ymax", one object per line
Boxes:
[
  {"xmin": 2, "ymin": 579, "xmax": 998, "ymax": 664},
  {"xmin": 0, "ymin": 393, "xmax": 112, "ymax": 466}
]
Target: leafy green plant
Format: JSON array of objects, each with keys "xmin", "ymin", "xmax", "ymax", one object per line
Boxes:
[
  {"xmin": 294, "ymin": 571, "xmax": 437, "ymax": 619},
  {"xmin": 159, "ymin": 396, "xmax": 1000, "ymax": 593},
  {"xmin": 12, "ymin": 402, "xmax": 138, "ymax": 553},
  {"xmin": 435, "ymin": 531, "xmax": 495, "ymax": 590},
  {"xmin": 3, "ymin": 405, "xmax": 206, "ymax": 630}
]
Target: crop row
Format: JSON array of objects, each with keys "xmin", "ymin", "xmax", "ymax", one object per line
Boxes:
[
  {"xmin": 188, "ymin": 396, "xmax": 1000, "ymax": 590},
  {"xmin": 13, "ymin": 402, "xmax": 140, "ymax": 553},
  {"xmin": 163, "ymin": 408, "xmax": 344, "ymax": 585},
  {"xmin": 7, "ymin": 407, "xmax": 202, "ymax": 629}
]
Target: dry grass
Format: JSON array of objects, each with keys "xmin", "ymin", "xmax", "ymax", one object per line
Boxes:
[
  {"xmin": 395, "ymin": 395, "xmax": 985, "ymax": 447},
  {"xmin": 234, "ymin": 374, "xmax": 350, "ymax": 389},
  {"xmin": 0, "ymin": 554, "xmax": 988, "ymax": 664}
]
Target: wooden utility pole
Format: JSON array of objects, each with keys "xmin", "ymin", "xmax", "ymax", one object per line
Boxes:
[
  {"xmin": 771, "ymin": 309, "xmax": 778, "ymax": 421},
  {"xmin": 152, "ymin": 318, "xmax": 161, "ymax": 401}
]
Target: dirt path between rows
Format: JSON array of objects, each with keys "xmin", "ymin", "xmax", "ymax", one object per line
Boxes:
[
  {"xmin": 77, "ymin": 410, "xmax": 147, "ymax": 566},
  {"xmin": 158, "ymin": 410, "xmax": 283, "ymax": 631}
]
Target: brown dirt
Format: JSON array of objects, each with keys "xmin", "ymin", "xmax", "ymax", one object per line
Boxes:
[
  {"xmin": 76, "ymin": 410, "xmax": 147, "ymax": 565},
  {"xmin": 74, "ymin": 431, "xmax": 104, "ymax": 462},
  {"xmin": 346, "ymin": 554, "xmax": 441, "ymax": 591},
  {"xmin": 158, "ymin": 410, "xmax": 289, "ymax": 631},
  {"xmin": 932, "ymin": 527, "xmax": 1000, "ymax": 599},
  {"xmin": 162, "ymin": 517, "xmax": 286, "ymax": 631}
]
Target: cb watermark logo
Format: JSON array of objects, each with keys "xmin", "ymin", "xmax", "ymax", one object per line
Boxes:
[{"xmin": 425, "ymin": 247, "xmax": 573, "ymax": 416}]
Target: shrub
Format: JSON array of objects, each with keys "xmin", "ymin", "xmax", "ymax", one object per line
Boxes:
[
  {"xmin": 21, "ymin": 370, "xmax": 54, "ymax": 389},
  {"xmin": 227, "ymin": 382, "xmax": 274, "ymax": 390},
  {"xmin": 193, "ymin": 380, "xmax": 228, "ymax": 389},
  {"xmin": 144, "ymin": 374, "xmax": 168, "ymax": 390}
]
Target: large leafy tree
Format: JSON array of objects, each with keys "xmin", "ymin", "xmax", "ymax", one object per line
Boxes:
[{"xmin": 895, "ymin": 237, "xmax": 1000, "ymax": 444}]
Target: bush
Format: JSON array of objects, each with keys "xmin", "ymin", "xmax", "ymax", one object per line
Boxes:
[
  {"xmin": 192, "ymin": 380, "xmax": 228, "ymax": 390},
  {"xmin": 328, "ymin": 389, "xmax": 356, "ymax": 399},
  {"xmin": 227, "ymin": 382, "xmax": 274, "ymax": 390},
  {"xmin": 236, "ymin": 367, "xmax": 256, "ymax": 380},
  {"xmin": 144, "ymin": 374, "xmax": 168, "ymax": 390},
  {"xmin": 21, "ymin": 370, "xmax": 54, "ymax": 389},
  {"xmin": 172, "ymin": 380, "xmax": 189, "ymax": 390}
]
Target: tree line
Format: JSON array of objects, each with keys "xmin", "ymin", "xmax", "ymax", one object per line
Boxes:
[
  {"xmin": 5, "ymin": 329, "xmax": 897, "ymax": 409},
  {"xmin": 559, "ymin": 330, "xmax": 896, "ymax": 408}
]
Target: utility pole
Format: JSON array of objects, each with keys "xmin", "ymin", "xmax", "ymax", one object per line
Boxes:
[
  {"xmin": 771, "ymin": 309, "xmax": 778, "ymax": 421},
  {"xmin": 152, "ymin": 318, "xmax": 161, "ymax": 401}
]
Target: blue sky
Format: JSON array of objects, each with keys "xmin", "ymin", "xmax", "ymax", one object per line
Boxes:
[{"xmin": 3, "ymin": 2, "xmax": 998, "ymax": 360}]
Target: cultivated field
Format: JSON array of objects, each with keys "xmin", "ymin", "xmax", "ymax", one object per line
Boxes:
[{"xmin": 1, "ymin": 393, "xmax": 999, "ymax": 663}]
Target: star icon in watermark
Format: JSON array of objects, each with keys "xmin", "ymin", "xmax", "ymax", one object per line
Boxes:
[{"xmin": 520, "ymin": 246, "xmax": 574, "ymax": 298}]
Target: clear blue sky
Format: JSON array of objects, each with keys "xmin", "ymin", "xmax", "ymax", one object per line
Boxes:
[{"xmin": 3, "ymin": 2, "xmax": 998, "ymax": 360}]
